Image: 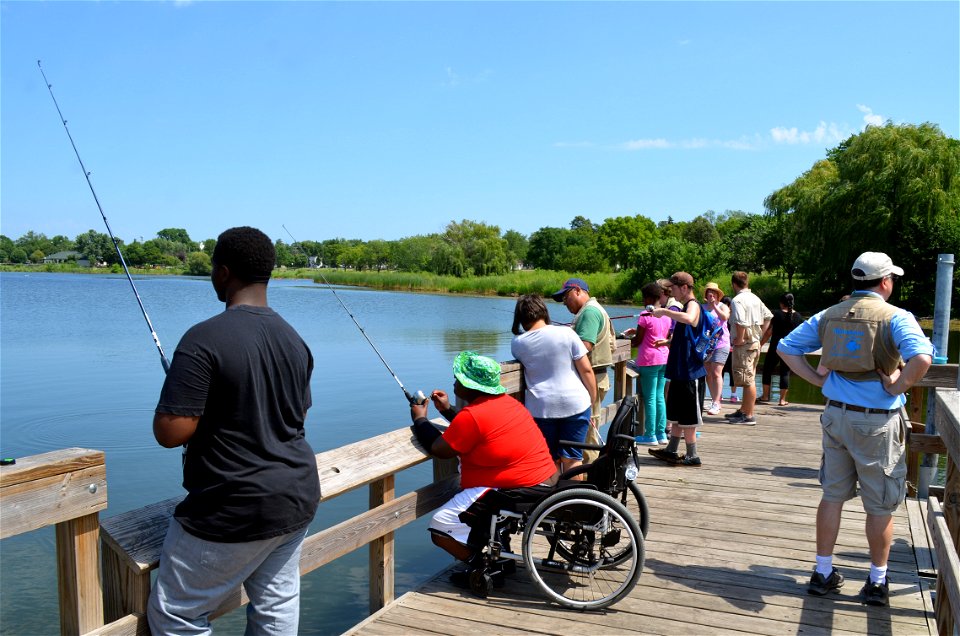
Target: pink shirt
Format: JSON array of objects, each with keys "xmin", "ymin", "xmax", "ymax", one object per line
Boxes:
[{"xmin": 634, "ymin": 314, "xmax": 672, "ymax": 367}]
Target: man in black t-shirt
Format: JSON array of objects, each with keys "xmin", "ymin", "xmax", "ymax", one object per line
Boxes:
[{"xmin": 148, "ymin": 227, "xmax": 320, "ymax": 635}]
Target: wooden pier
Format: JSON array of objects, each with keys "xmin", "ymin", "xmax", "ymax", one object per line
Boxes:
[
  {"xmin": 1, "ymin": 340, "xmax": 958, "ymax": 635},
  {"xmin": 347, "ymin": 401, "xmax": 937, "ymax": 635}
]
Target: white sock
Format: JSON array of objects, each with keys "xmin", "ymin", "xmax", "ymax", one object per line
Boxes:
[
  {"xmin": 870, "ymin": 563, "xmax": 888, "ymax": 585},
  {"xmin": 815, "ymin": 555, "xmax": 833, "ymax": 577}
]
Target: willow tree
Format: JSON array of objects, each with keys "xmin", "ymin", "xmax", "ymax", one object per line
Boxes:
[{"xmin": 766, "ymin": 122, "xmax": 960, "ymax": 313}]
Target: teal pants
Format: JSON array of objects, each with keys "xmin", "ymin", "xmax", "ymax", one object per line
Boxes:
[{"xmin": 637, "ymin": 364, "xmax": 667, "ymax": 438}]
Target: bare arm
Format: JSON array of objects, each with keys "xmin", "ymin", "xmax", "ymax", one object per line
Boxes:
[
  {"xmin": 878, "ymin": 355, "xmax": 933, "ymax": 396},
  {"xmin": 778, "ymin": 352, "xmax": 826, "ymax": 387},
  {"xmin": 153, "ymin": 413, "xmax": 199, "ymax": 448},
  {"xmin": 653, "ymin": 301, "xmax": 699, "ymax": 327},
  {"xmin": 575, "ymin": 354, "xmax": 598, "ymax": 405}
]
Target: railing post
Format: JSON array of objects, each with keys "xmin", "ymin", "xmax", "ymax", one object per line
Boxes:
[
  {"xmin": 56, "ymin": 512, "xmax": 104, "ymax": 635},
  {"xmin": 368, "ymin": 475, "xmax": 395, "ymax": 614}
]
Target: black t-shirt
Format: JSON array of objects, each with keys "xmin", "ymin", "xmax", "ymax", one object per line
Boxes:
[
  {"xmin": 770, "ymin": 309, "xmax": 803, "ymax": 346},
  {"xmin": 157, "ymin": 305, "xmax": 320, "ymax": 542}
]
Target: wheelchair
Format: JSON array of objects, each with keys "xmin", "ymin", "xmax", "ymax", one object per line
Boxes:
[{"xmin": 456, "ymin": 396, "xmax": 646, "ymax": 610}]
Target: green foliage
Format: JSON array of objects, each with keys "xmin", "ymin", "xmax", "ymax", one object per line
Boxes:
[
  {"xmin": 156, "ymin": 228, "xmax": 194, "ymax": 247},
  {"xmin": 766, "ymin": 122, "xmax": 960, "ymax": 314},
  {"xmin": 185, "ymin": 252, "xmax": 212, "ymax": 276},
  {"xmin": 29, "ymin": 249, "xmax": 45, "ymax": 263},
  {"xmin": 527, "ymin": 226, "xmax": 570, "ymax": 270},
  {"xmin": 596, "ymin": 214, "xmax": 656, "ymax": 269},
  {"xmin": 502, "ymin": 229, "xmax": 529, "ymax": 265},
  {"xmin": 74, "ymin": 229, "xmax": 116, "ymax": 265}
]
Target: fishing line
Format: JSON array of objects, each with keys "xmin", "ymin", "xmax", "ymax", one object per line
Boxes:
[
  {"xmin": 282, "ymin": 226, "xmax": 425, "ymax": 405},
  {"xmin": 38, "ymin": 61, "xmax": 170, "ymax": 373}
]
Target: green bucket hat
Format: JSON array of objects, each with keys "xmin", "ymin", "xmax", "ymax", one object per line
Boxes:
[{"xmin": 452, "ymin": 351, "xmax": 506, "ymax": 395}]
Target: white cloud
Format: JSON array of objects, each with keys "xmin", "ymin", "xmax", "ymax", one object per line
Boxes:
[
  {"xmin": 770, "ymin": 121, "xmax": 850, "ymax": 145},
  {"xmin": 857, "ymin": 104, "xmax": 884, "ymax": 128},
  {"xmin": 622, "ymin": 138, "xmax": 671, "ymax": 149}
]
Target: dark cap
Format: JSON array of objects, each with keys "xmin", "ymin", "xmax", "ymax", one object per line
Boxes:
[{"xmin": 550, "ymin": 278, "xmax": 589, "ymax": 302}]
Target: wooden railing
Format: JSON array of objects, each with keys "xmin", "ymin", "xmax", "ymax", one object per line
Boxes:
[
  {"xmin": 0, "ymin": 448, "xmax": 108, "ymax": 636},
  {"xmin": 89, "ymin": 342, "xmax": 637, "ymax": 635},
  {"xmin": 929, "ymin": 387, "xmax": 960, "ymax": 634}
]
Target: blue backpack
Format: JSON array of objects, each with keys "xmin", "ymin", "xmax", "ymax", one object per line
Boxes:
[{"xmin": 693, "ymin": 306, "xmax": 723, "ymax": 361}]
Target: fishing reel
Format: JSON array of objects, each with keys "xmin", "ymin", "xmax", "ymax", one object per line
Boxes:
[{"xmin": 406, "ymin": 390, "xmax": 428, "ymax": 406}]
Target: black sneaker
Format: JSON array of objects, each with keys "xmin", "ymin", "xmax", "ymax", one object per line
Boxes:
[
  {"xmin": 648, "ymin": 448, "xmax": 682, "ymax": 464},
  {"xmin": 724, "ymin": 409, "xmax": 745, "ymax": 420},
  {"xmin": 807, "ymin": 567, "xmax": 844, "ymax": 596},
  {"xmin": 679, "ymin": 455, "xmax": 702, "ymax": 467},
  {"xmin": 859, "ymin": 577, "xmax": 889, "ymax": 606},
  {"xmin": 727, "ymin": 413, "xmax": 757, "ymax": 426}
]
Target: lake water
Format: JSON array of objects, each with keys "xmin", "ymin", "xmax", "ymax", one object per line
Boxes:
[{"xmin": 0, "ymin": 272, "xmax": 646, "ymax": 635}]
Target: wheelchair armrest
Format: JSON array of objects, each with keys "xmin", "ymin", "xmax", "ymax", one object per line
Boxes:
[{"xmin": 559, "ymin": 439, "xmax": 604, "ymax": 451}]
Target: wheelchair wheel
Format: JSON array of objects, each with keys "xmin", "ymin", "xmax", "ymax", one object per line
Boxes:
[
  {"xmin": 561, "ymin": 464, "xmax": 649, "ymax": 539},
  {"xmin": 522, "ymin": 488, "xmax": 643, "ymax": 610}
]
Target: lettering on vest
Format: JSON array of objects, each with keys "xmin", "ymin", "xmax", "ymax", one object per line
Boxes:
[{"xmin": 817, "ymin": 295, "xmax": 902, "ymax": 382}]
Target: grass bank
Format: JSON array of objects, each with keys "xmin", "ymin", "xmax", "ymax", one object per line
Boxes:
[{"xmin": 294, "ymin": 268, "xmax": 630, "ymax": 301}]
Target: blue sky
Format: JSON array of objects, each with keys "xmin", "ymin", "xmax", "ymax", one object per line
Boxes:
[{"xmin": 2, "ymin": 1, "xmax": 957, "ymax": 245}]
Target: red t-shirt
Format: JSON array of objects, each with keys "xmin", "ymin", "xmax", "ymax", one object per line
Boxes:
[{"xmin": 442, "ymin": 394, "xmax": 557, "ymax": 489}]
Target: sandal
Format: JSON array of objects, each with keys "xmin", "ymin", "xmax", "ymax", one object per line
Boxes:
[
  {"xmin": 778, "ymin": 401, "xmax": 789, "ymax": 406},
  {"xmin": 757, "ymin": 397, "xmax": 771, "ymax": 404}
]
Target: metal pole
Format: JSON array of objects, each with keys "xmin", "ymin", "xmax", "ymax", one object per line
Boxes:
[{"xmin": 918, "ymin": 253, "xmax": 955, "ymax": 498}]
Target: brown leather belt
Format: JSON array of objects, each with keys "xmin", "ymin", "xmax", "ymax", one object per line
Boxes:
[{"xmin": 827, "ymin": 400, "xmax": 897, "ymax": 415}]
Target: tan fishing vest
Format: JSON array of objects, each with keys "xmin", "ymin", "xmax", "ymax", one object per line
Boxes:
[
  {"xmin": 575, "ymin": 297, "xmax": 615, "ymax": 369},
  {"xmin": 817, "ymin": 294, "xmax": 902, "ymax": 382}
]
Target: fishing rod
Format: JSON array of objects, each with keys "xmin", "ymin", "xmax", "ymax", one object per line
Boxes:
[
  {"xmin": 38, "ymin": 60, "xmax": 170, "ymax": 373},
  {"xmin": 282, "ymin": 226, "xmax": 425, "ymax": 405}
]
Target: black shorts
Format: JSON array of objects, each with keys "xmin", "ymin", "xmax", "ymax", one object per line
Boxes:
[{"xmin": 666, "ymin": 378, "xmax": 706, "ymax": 426}]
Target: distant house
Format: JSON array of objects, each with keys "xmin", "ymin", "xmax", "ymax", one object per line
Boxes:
[{"xmin": 43, "ymin": 251, "xmax": 91, "ymax": 267}]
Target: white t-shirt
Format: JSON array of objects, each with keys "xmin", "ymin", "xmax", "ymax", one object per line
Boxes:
[{"xmin": 511, "ymin": 325, "xmax": 591, "ymax": 419}]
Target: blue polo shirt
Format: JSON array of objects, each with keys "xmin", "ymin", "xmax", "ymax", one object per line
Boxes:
[{"xmin": 777, "ymin": 291, "xmax": 933, "ymax": 409}]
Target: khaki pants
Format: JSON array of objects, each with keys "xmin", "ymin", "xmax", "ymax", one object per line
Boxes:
[{"xmin": 583, "ymin": 369, "xmax": 610, "ymax": 464}]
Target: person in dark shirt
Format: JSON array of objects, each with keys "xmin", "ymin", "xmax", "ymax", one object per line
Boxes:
[
  {"xmin": 759, "ymin": 293, "xmax": 803, "ymax": 405},
  {"xmin": 148, "ymin": 227, "xmax": 320, "ymax": 635}
]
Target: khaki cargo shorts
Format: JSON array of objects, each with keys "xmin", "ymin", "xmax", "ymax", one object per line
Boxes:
[
  {"xmin": 819, "ymin": 403, "xmax": 907, "ymax": 515},
  {"xmin": 731, "ymin": 343, "xmax": 760, "ymax": 387}
]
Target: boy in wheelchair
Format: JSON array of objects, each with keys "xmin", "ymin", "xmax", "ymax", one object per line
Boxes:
[{"xmin": 410, "ymin": 351, "xmax": 559, "ymax": 587}]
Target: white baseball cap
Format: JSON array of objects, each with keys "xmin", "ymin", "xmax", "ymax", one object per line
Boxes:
[{"xmin": 851, "ymin": 252, "xmax": 904, "ymax": 280}]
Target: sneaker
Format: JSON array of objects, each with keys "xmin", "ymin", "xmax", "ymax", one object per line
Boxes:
[
  {"xmin": 727, "ymin": 413, "xmax": 757, "ymax": 426},
  {"xmin": 807, "ymin": 568, "xmax": 844, "ymax": 596},
  {"xmin": 635, "ymin": 434, "xmax": 659, "ymax": 446},
  {"xmin": 724, "ymin": 409, "xmax": 745, "ymax": 420},
  {"xmin": 648, "ymin": 448, "xmax": 682, "ymax": 464},
  {"xmin": 729, "ymin": 395, "xmax": 739, "ymax": 403},
  {"xmin": 706, "ymin": 402, "xmax": 721, "ymax": 415},
  {"xmin": 656, "ymin": 433, "xmax": 669, "ymax": 444},
  {"xmin": 679, "ymin": 455, "xmax": 702, "ymax": 467},
  {"xmin": 859, "ymin": 577, "xmax": 889, "ymax": 606}
]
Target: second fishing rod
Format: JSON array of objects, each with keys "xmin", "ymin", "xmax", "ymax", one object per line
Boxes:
[{"xmin": 282, "ymin": 226, "xmax": 427, "ymax": 406}]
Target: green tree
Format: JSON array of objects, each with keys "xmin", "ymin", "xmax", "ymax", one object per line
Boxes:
[
  {"xmin": 597, "ymin": 215, "xmax": 656, "ymax": 269},
  {"xmin": 767, "ymin": 122, "xmax": 960, "ymax": 312},
  {"xmin": 365, "ymin": 240, "xmax": 391, "ymax": 272},
  {"xmin": 502, "ymin": 230, "xmax": 529, "ymax": 267},
  {"xmin": 682, "ymin": 215, "xmax": 720, "ymax": 246},
  {"xmin": 441, "ymin": 220, "xmax": 510, "ymax": 276},
  {"xmin": 157, "ymin": 228, "xmax": 194, "ymax": 248},
  {"xmin": 10, "ymin": 247, "xmax": 27, "ymax": 263},
  {"xmin": 392, "ymin": 235, "xmax": 435, "ymax": 272},
  {"xmin": 74, "ymin": 230, "xmax": 116, "ymax": 265},
  {"xmin": 185, "ymin": 252, "xmax": 212, "ymax": 276},
  {"xmin": 30, "ymin": 249, "xmax": 45, "ymax": 263},
  {"xmin": 527, "ymin": 226, "xmax": 571, "ymax": 270}
]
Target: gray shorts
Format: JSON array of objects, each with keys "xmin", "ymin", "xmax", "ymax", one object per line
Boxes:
[{"xmin": 819, "ymin": 403, "xmax": 907, "ymax": 515}]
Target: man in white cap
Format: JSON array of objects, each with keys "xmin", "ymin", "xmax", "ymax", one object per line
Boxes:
[{"xmin": 778, "ymin": 252, "xmax": 932, "ymax": 607}]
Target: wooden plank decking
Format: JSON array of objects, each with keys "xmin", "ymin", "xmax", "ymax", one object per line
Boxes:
[{"xmin": 346, "ymin": 402, "xmax": 936, "ymax": 635}]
